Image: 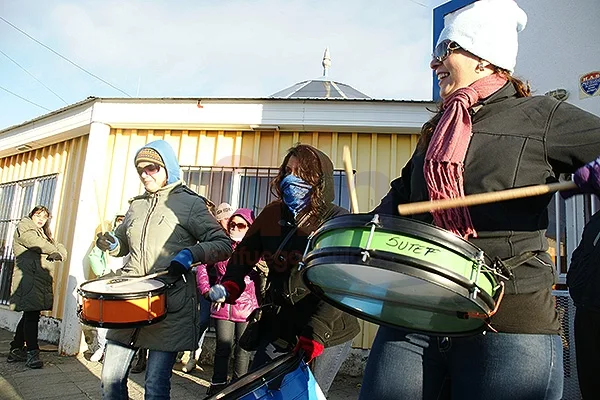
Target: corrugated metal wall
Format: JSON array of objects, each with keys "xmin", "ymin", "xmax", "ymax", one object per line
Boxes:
[
  {"xmin": 105, "ymin": 128, "xmax": 419, "ymax": 348},
  {"xmin": 0, "ymin": 136, "xmax": 89, "ymax": 319}
]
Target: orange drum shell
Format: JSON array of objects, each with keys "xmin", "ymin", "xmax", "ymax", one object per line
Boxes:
[{"xmin": 79, "ymin": 293, "xmax": 166, "ymax": 328}]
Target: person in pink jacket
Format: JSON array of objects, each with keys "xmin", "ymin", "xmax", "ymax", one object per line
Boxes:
[{"xmin": 196, "ymin": 208, "xmax": 260, "ymax": 395}]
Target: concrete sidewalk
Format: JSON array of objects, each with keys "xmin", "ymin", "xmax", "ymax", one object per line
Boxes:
[{"xmin": 0, "ymin": 328, "xmax": 362, "ymax": 399}]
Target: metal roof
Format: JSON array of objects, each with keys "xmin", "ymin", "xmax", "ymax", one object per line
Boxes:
[{"xmin": 269, "ymin": 48, "xmax": 371, "ymax": 100}]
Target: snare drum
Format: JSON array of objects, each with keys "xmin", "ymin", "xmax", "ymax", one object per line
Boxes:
[
  {"xmin": 205, "ymin": 352, "xmax": 325, "ymax": 400},
  {"xmin": 301, "ymin": 213, "xmax": 504, "ymax": 336},
  {"xmin": 77, "ymin": 277, "xmax": 167, "ymax": 328}
]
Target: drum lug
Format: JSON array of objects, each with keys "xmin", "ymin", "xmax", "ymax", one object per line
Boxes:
[
  {"xmin": 361, "ymin": 214, "xmax": 380, "ymax": 262},
  {"xmin": 470, "ymin": 251, "xmax": 486, "ymax": 301}
]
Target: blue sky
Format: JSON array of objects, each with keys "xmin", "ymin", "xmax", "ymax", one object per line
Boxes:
[{"xmin": 0, "ymin": 0, "xmax": 445, "ymax": 130}]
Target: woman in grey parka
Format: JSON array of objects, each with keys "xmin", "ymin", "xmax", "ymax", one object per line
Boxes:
[
  {"xmin": 8, "ymin": 205, "xmax": 67, "ymax": 369},
  {"xmin": 96, "ymin": 140, "xmax": 232, "ymax": 399}
]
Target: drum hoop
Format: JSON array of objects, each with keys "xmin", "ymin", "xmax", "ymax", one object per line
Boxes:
[
  {"xmin": 203, "ymin": 352, "xmax": 302, "ymax": 399},
  {"xmin": 304, "ymin": 247, "xmax": 497, "ymax": 311},
  {"xmin": 78, "ymin": 277, "xmax": 166, "ymax": 300},
  {"xmin": 302, "ymin": 247, "xmax": 496, "ymax": 312},
  {"xmin": 312, "ymin": 213, "xmax": 491, "ymax": 265},
  {"xmin": 77, "ymin": 313, "xmax": 167, "ymax": 329},
  {"xmin": 303, "ymin": 257, "xmax": 492, "ymax": 336}
]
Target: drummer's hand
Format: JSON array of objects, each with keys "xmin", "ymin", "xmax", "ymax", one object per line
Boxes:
[
  {"xmin": 208, "ymin": 281, "xmax": 241, "ymax": 303},
  {"xmin": 564, "ymin": 156, "xmax": 600, "ymax": 199},
  {"xmin": 96, "ymin": 232, "xmax": 118, "ymax": 251},
  {"xmin": 294, "ymin": 336, "xmax": 324, "ymax": 363},
  {"xmin": 208, "ymin": 284, "xmax": 228, "ymax": 303},
  {"xmin": 167, "ymin": 249, "xmax": 193, "ymax": 277}
]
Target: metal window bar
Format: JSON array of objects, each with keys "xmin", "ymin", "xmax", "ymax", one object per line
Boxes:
[
  {"xmin": 0, "ymin": 174, "xmax": 58, "ymax": 305},
  {"xmin": 181, "ymin": 166, "xmax": 352, "ymax": 214}
]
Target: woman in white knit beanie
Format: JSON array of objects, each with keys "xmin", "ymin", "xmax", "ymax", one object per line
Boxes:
[{"xmin": 359, "ymin": 1, "xmax": 600, "ymax": 399}]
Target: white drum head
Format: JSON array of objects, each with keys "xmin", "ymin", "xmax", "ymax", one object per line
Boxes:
[{"xmin": 80, "ymin": 277, "xmax": 164, "ymax": 294}]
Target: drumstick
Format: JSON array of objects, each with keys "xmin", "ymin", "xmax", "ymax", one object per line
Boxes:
[
  {"xmin": 107, "ymin": 260, "xmax": 205, "ymax": 288},
  {"xmin": 107, "ymin": 270, "xmax": 170, "ymax": 288},
  {"xmin": 397, "ymin": 181, "xmax": 578, "ymax": 216},
  {"xmin": 343, "ymin": 146, "xmax": 360, "ymax": 213},
  {"xmin": 93, "ymin": 180, "xmax": 106, "ymax": 234}
]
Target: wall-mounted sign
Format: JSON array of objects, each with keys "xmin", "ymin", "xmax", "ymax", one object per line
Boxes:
[{"xmin": 580, "ymin": 71, "xmax": 600, "ymax": 99}]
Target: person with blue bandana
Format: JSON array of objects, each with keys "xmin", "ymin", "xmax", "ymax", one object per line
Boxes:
[
  {"xmin": 96, "ymin": 139, "xmax": 232, "ymax": 399},
  {"xmin": 210, "ymin": 143, "xmax": 360, "ymax": 396}
]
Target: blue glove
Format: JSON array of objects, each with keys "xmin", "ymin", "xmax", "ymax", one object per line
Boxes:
[
  {"xmin": 208, "ymin": 284, "xmax": 228, "ymax": 303},
  {"xmin": 96, "ymin": 232, "xmax": 118, "ymax": 251},
  {"xmin": 167, "ymin": 249, "xmax": 193, "ymax": 276}
]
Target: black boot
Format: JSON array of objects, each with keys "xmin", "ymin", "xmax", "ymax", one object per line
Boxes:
[
  {"xmin": 130, "ymin": 348, "xmax": 147, "ymax": 374},
  {"xmin": 7, "ymin": 347, "xmax": 27, "ymax": 363},
  {"xmin": 25, "ymin": 349, "xmax": 43, "ymax": 369}
]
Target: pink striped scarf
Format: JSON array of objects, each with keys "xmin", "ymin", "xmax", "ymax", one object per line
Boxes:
[{"xmin": 425, "ymin": 74, "xmax": 507, "ymax": 238}]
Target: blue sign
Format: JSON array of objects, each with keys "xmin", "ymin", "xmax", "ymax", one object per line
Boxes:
[{"xmin": 580, "ymin": 71, "xmax": 600, "ymax": 98}]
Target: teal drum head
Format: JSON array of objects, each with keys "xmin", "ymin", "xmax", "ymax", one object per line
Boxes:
[{"xmin": 302, "ymin": 214, "xmax": 499, "ymax": 336}]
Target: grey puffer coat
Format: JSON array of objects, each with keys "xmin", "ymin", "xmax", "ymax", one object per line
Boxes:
[
  {"xmin": 10, "ymin": 217, "xmax": 67, "ymax": 312},
  {"xmin": 106, "ymin": 181, "xmax": 232, "ymax": 352}
]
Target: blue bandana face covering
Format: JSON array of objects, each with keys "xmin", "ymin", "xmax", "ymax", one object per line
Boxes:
[{"xmin": 280, "ymin": 174, "xmax": 312, "ymax": 217}]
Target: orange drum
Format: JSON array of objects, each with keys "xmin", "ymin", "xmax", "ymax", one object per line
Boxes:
[{"xmin": 77, "ymin": 277, "xmax": 167, "ymax": 328}]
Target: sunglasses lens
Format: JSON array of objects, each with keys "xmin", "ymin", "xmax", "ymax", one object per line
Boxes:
[
  {"xmin": 137, "ymin": 164, "xmax": 160, "ymax": 175},
  {"xmin": 229, "ymin": 223, "xmax": 247, "ymax": 230},
  {"xmin": 433, "ymin": 40, "xmax": 453, "ymax": 62}
]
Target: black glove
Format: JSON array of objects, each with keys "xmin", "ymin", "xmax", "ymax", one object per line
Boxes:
[
  {"xmin": 167, "ymin": 249, "xmax": 193, "ymax": 277},
  {"xmin": 96, "ymin": 232, "xmax": 118, "ymax": 252},
  {"xmin": 47, "ymin": 252, "xmax": 63, "ymax": 262}
]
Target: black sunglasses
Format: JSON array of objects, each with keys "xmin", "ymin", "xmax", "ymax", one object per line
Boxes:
[
  {"xmin": 229, "ymin": 222, "xmax": 248, "ymax": 230},
  {"xmin": 432, "ymin": 40, "xmax": 462, "ymax": 62},
  {"xmin": 136, "ymin": 163, "xmax": 161, "ymax": 176}
]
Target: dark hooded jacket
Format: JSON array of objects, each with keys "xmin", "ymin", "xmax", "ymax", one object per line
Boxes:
[
  {"xmin": 374, "ymin": 82, "xmax": 600, "ymax": 334},
  {"xmin": 107, "ymin": 140, "xmax": 232, "ymax": 351},
  {"xmin": 222, "ymin": 146, "xmax": 360, "ymax": 348}
]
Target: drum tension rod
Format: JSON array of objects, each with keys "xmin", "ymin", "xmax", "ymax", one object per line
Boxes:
[
  {"xmin": 470, "ymin": 251, "xmax": 485, "ymax": 300},
  {"xmin": 362, "ymin": 214, "xmax": 381, "ymax": 262},
  {"xmin": 99, "ymin": 295, "xmax": 104, "ymax": 326}
]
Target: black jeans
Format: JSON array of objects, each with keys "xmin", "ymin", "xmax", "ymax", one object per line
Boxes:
[
  {"xmin": 212, "ymin": 318, "xmax": 250, "ymax": 384},
  {"xmin": 11, "ymin": 311, "xmax": 41, "ymax": 351},
  {"xmin": 574, "ymin": 307, "xmax": 600, "ymax": 399}
]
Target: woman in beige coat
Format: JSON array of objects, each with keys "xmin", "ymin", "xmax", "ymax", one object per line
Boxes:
[{"xmin": 8, "ymin": 205, "xmax": 67, "ymax": 369}]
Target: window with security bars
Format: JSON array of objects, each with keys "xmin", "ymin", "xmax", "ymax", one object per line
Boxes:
[
  {"xmin": 0, "ymin": 174, "xmax": 58, "ymax": 305},
  {"xmin": 181, "ymin": 166, "xmax": 351, "ymax": 216}
]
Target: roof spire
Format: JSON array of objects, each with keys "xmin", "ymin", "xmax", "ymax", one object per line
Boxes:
[{"xmin": 322, "ymin": 47, "xmax": 331, "ymax": 77}]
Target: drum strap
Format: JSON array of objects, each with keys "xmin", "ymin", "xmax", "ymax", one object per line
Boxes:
[{"xmin": 492, "ymin": 251, "xmax": 537, "ymax": 280}]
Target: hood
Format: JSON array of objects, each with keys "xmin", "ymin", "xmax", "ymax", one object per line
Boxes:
[
  {"xmin": 134, "ymin": 140, "xmax": 181, "ymax": 184},
  {"xmin": 229, "ymin": 208, "xmax": 255, "ymax": 226},
  {"xmin": 308, "ymin": 146, "xmax": 335, "ymax": 204}
]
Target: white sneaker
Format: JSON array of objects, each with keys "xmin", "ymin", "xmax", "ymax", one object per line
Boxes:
[
  {"xmin": 182, "ymin": 357, "xmax": 197, "ymax": 373},
  {"xmin": 90, "ymin": 348, "xmax": 104, "ymax": 362}
]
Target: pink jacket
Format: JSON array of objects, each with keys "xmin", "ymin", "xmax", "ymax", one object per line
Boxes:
[{"xmin": 196, "ymin": 244, "xmax": 259, "ymax": 322}]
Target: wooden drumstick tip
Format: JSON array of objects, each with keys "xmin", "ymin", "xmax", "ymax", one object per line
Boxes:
[{"xmin": 342, "ymin": 146, "xmax": 360, "ymax": 214}]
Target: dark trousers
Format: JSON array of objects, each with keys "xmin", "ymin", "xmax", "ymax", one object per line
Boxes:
[
  {"xmin": 11, "ymin": 311, "xmax": 41, "ymax": 351},
  {"xmin": 212, "ymin": 318, "xmax": 250, "ymax": 384},
  {"xmin": 574, "ymin": 307, "xmax": 600, "ymax": 399}
]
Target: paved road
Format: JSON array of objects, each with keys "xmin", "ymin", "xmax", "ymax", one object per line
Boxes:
[{"xmin": 0, "ymin": 328, "xmax": 362, "ymax": 399}]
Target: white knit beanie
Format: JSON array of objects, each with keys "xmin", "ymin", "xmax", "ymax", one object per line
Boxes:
[{"xmin": 436, "ymin": 0, "xmax": 527, "ymax": 72}]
